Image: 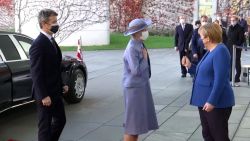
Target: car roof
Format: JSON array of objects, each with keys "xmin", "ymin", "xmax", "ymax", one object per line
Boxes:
[{"xmin": 0, "ymin": 31, "xmax": 33, "ymax": 39}]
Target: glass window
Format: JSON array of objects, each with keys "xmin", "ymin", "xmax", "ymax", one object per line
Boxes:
[
  {"xmin": 0, "ymin": 54, "xmax": 3, "ymax": 62},
  {"xmin": 14, "ymin": 35, "xmax": 33, "ymax": 58},
  {"xmin": 0, "ymin": 35, "xmax": 21, "ymax": 61}
]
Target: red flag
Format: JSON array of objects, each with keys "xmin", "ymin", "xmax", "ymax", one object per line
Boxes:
[{"xmin": 76, "ymin": 38, "xmax": 83, "ymax": 61}]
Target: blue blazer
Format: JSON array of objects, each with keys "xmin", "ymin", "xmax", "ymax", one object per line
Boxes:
[
  {"xmin": 123, "ymin": 39, "xmax": 150, "ymax": 88},
  {"xmin": 175, "ymin": 23, "xmax": 193, "ymax": 51},
  {"xmin": 190, "ymin": 44, "xmax": 235, "ymax": 108},
  {"xmin": 29, "ymin": 33, "xmax": 63, "ymax": 101}
]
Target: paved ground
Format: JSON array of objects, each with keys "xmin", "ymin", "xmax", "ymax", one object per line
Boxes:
[{"xmin": 0, "ymin": 49, "xmax": 250, "ymax": 141}]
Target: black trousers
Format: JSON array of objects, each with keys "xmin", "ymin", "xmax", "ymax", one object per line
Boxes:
[
  {"xmin": 37, "ymin": 97, "xmax": 66, "ymax": 141},
  {"xmin": 179, "ymin": 50, "xmax": 187, "ymax": 75},
  {"xmin": 235, "ymin": 49, "xmax": 242, "ymax": 82},
  {"xmin": 198, "ymin": 107, "xmax": 232, "ymax": 141},
  {"xmin": 249, "ymin": 35, "xmax": 250, "ymax": 46},
  {"xmin": 230, "ymin": 49, "xmax": 242, "ymax": 82}
]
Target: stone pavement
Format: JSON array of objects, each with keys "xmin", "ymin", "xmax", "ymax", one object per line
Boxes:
[{"xmin": 0, "ymin": 49, "xmax": 250, "ymax": 141}]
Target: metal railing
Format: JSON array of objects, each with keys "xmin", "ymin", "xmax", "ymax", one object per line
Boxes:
[{"xmin": 231, "ymin": 45, "xmax": 250, "ymax": 87}]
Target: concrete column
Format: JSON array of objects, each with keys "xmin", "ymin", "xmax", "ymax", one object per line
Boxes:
[
  {"xmin": 193, "ymin": 0, "xmax": 200, "ymax": 23},
  {"xmin": 211, "ymin": 0, "xmax": 218, "ymax": 21}
]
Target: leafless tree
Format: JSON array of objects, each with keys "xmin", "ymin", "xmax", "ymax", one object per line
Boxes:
[
  {"xmin": 0, "ymin": 8, "xmax": 14, "ymax": 31},
  {"xmin": 14, "ymin": 0, "xmax": 109, "ymax": 43},
  {"xmin": 53, "ymin": 0, "xmax": 109, "ymax": 43},
  {"xmin": 0, "ymin": 0, "xmax": 14, "ymax": 31}
]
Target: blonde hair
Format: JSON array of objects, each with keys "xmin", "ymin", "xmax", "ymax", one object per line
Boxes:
[{"xmin": 198, "ymin": 23, "xmax": 222, "ymax": 43}]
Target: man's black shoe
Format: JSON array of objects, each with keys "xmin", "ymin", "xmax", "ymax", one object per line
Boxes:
[
  {"xmin": 235, "ymin": 79, "xmax": 240, "ymax": 83},
  {"xmin": 181, "ymin": 74, "xmax": 186, "ymax": 78}
]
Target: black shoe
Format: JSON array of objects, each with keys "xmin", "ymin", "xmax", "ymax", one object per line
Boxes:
[
  {"xmin": 235, "ymin": 79, "xmax": 240, "ymax": 83},
  {"xmin": 181, "ymin": 74, "xmax": 186, "ymax": 78}
]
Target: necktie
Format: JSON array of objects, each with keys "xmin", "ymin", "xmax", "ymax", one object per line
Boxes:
[
  {"xmin": 51, "ymin": 37, "xmax": 58, "ymax": 54},
  {"xmin": 142, "ymin": 43, "xmax": 151, "ymax": 78}
]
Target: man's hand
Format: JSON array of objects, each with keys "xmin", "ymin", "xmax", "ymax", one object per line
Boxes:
[
  {"xmin": 244, "ymin": 32, "xmax": 248, "ymax": 36},
  {"xmin": 193, "ymin": 53, "xmax": 198, "ymax": 59},
  {"xmin": 63, "ymin": 85, "xmax": 69, "ymax": 94},
  {"xmin": 42, "ymin": 96, "xmax": 51, "ymax": 107},
  {"xmin": 182, "ymin": 56, "xmax": 191, "ymax": 68},
  {"xmin": 203, "ymin": 102, "xmax": 215, "ymax": 112},
  {"xmin": 174, "ymin": 47, "xmax": 179, "ymax": 51}
]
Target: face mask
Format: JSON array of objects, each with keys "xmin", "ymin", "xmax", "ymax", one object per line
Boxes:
[
  {"xmin": 141, "ymin": 31, "xmax": 149, "ymax": 40},
  {"xmin": 180, "ymin": 19, "xmax": 186, "ymax": 24},
  {"xmin": 231, "ymin": 21, "xmax": 237, "ymax": 26},
  {"xmin": 201, "ymin": 22, "xmax": 207, "ymax": 26},
  {"xmin": 50, "ymin": 24, "xmax": 59, "ymax": 33},
  {"xmin": 216, "ymin": 16, "xmax": 222, "ymax": 20}
]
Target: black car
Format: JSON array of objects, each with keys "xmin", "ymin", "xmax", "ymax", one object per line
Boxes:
[{"xmin": 0, "ymin": 31, "xmax": 87, "ymax": 113}]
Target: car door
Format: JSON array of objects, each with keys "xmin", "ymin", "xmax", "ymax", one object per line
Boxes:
[
  {"xmin": 0, "ymin": 34, "xmax": 32, "ymax": 102},
  {"xmin": 0, "ymin": 49, "xmax": 12, "ymax": 111}
]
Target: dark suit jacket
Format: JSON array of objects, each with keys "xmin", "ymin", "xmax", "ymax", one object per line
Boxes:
[
  {"xmin": 221, "ymin": 20, "xmax": 228, "ymax": 28},
  {"xmin": 175, "ymin": 23, "xmax": 193, "ymax": 51},
  {"xmin": 239, "ymin": 19, "xmax": 248, "ymax": 32},
  {"xmin": 29, "ymin": 33, "xmax": 63, "ymax": 101},
  {"xmin": 191, "ymin": 28, "xmax": 202, "ymax": 54},
  {"xmin": 227, "ymin": 23, "xmax": 245, "ymax": 52}
]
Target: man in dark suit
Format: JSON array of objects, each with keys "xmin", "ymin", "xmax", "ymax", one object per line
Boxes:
[
  {"xmin": 175, "ymin": 16, "xmax": 193, "ymax": 77},
  {"xmin": 227, "ymin": 15, "xmax": 245, "ymax": 84},
  {"xmin": 29, "ymin": 9, "xmax": 68, "ymax": 141},
  {"xmin": 216, "ymin": 13, "xmax": 228, "ymax": 28},
  {"xmin": 239, "ymin": 14, "xmax": 248, "ymax": 48}
]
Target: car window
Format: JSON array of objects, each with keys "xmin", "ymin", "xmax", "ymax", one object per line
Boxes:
[
  {"xmin": 14, "ymin": 35, "xmax": 33, "ymax": 57},
  {"xmin": 0, "ymin": 35, "xmax": 21, "ymax": 61},
  {"xmin": 0, "ymin": 53, "xmax": 3, "ymax": 62}
]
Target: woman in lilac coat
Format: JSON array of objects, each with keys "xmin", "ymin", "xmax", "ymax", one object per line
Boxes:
[{"xmin": 122, "ymin": 18, "xmax": 158, "ymax": 141}]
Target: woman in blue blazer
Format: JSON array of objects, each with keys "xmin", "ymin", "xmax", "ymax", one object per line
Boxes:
[
  {"xmin": 183, "ymin": 23, "xmax": 235, "ymax": 141},
  {"xmin": 122, "ymin": 18, "xmax": 158, "ymax": 141}
]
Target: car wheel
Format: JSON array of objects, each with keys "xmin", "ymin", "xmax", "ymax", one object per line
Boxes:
[{"xmin": 64, "ymin": 69, "xmax": 86, "ymax": 103}]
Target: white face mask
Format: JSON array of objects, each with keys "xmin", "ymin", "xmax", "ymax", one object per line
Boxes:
[
  {"xmin": 180, "ymin": 19, "xmax": 186, "ymax": 24},
  {"xmin": 201, "ymin": 22, "xmax": 207, "ymax": 26},
  {"xmin": 216, "ymin": 16, "xmax": 222, "ymax": 20},
  {"xmin": 231, "ymin": 21, "xmax": 237, "ymax": 26},
  {"xmin": 141, "ymin": 31, "xmax": 149, "ymax": 40}
]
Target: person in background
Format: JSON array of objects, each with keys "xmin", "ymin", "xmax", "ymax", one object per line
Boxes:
[
  {"xmin": 183, "ymin": 23, "xmax": 235, "ymax": 141},
  {"xmin": 191, "ymin": 15, "xmax": 208, "ymax": 63},
  {"xmin": 248, "ymin": 25, "xmax": 250, "ymax": 46},
  {"xmin": 227, "ymin": 15, "xmax": 245, "ymax": 85},
  {"xmin": 122, "ymin": 18, "xmax": 158, "ymax": 141},
  {"xmin": 195, "ymin": 20, "xmax": 201, "ymax": 29},
  {"xmin": 216, "ymin": 13, "xmax": 228, "ymax": 28},
  {"xmin": 174, "ymin": 16, "xmax": 193, "ymax": 77},
  {"xmin": 239, "ymin": 14, "xmax": 249, "ymax": 49},
  {"xmin": 213, "ymin": 20, "xmax": 228, "ymax": 46}
]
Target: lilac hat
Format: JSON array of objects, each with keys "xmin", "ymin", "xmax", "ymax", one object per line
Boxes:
[{"xmin": 124, "ymin": 18, "xmax": 152, "ymax": 36}]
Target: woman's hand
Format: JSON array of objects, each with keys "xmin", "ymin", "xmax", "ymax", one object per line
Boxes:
[
  {"xmin": 203, "ymin": 102, "xmax": 215, "ymax": 112},
  {"xmin": 182, "ymin": 56, "xmax": 191, "ymax": 68}
]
